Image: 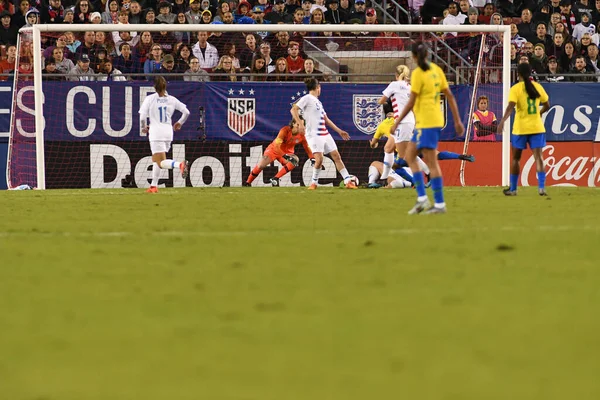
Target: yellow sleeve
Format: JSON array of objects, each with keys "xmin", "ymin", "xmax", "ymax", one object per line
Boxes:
[
  {"xmin": 437, "ymin": 65, "xmax": 449, "ymax": 91},
  {"xmin": 411, "ymin": 69, "xmax": 422, "ymax": 95},
  {"xmin": 537, "ymin": 83, "xmax": 549, "ymax": 103},
  {"xmin": 491, "ymin": 112, "xmax": 497, "ymax": 121},
  {"xmin": 374, "ymin": 119, "xmax": 389, "ymax": 139},
  {"xmin": 508, "ymin": 84, "xmax": 519, "ymax": 104},
  {"xmin": 472, "ymin": 112, "xmax": 480, "ymax": 122}
]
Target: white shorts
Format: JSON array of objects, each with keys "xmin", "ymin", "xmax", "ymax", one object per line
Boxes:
[
  {"xmin": 150, "ymin": 140, "xmax": 172, "ymax": 155},
  {"xmin": 392, "ymin": 123, "xmax": 415, "ymax": 143},
  {"xmin": 306, "ymin": 134, "xmax": 338, "ymax": 155}
]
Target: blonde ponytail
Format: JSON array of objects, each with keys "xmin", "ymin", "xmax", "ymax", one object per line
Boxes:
[{"xmin": 396, "ymin": 65, "xmax": 410, "ymax": 81}]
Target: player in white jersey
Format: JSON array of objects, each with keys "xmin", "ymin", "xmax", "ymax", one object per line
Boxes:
[
  {"xmin": 377, "ymin": 65, "xmax": 429, "ymax": 180},
  {"xmin": 291, "ymin": 78, "xmax": 356, "ymax": 189},
  {"xmin": 367, "ymin": 161, "xmax": 413, "ymax": 189},
  {"xmin": 139, "ymin": 76, "xmax": 191, "ymax": 193}
]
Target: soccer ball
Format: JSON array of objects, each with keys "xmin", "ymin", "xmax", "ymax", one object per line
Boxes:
[{"xmin": 344, "ymin": 175, "xmax": 359, "ymax": 187}]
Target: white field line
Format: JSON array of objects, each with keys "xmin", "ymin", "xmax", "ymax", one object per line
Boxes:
[{"xmin": 0, "ymin": 225, "xmax": 598, "ymax": 238}]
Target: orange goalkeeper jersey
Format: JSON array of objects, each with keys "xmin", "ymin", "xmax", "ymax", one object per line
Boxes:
[{"xmin": 267, "ymin": 126, "xmax": 314, "ymax": 158}]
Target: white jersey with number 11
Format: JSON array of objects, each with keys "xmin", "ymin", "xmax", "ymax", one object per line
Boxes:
[{"xmin": 139, "ymin": 93, "xmax": 190, "ymax": 141}]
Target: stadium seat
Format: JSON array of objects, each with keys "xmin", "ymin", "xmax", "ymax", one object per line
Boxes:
[
  {"xmin": 512, "ymin": 17, "xmax": 522, "ymax": 24},
  {"xmin": 503, "ymin": 17, "xmax": 512, "ymax": 25}
]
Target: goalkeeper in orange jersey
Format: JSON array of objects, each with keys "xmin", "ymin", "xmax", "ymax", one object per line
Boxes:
[{"xmin": 244, "ymin": 117, "xmax": 314, "ymax": 187}]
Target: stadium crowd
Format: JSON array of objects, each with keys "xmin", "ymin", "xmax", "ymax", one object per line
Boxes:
[{"xmin": 0, "ymin": 0, "xmax": 598, "ymax": 81}]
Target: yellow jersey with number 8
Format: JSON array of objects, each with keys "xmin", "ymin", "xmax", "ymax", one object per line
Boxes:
[
  {"xmin": 410, "ymin": 62, "xmax": 448, "ymax": 129},
  {"xmin": 508, "ymin": 81, "xmax": 549, "ymax": 135}
]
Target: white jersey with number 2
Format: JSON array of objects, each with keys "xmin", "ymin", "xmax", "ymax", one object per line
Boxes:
[
  {"xmin": 139, "ymin": 93, "xmax": 190, "ymax": 141},
  {"xmin": 295, "ymin": 93, "xmax": 329, "ymax": 138},
  {"xmin": 382, "ymin": 81, "xmax": 415, "ymax": 125}
]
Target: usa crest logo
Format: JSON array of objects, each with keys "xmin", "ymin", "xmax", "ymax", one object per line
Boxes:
[
  {"xmin": 353, "ymin": 95, "xmax": 383, "ymax": 135},
  {"xmin": 228, "ymin": 98, "xmax": 256, "ymax": 137}
]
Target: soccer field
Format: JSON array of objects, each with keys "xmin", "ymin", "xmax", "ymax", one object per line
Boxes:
[{"xmin": 1, "ymin": 187, "xmax": 599, "ymax": 400}]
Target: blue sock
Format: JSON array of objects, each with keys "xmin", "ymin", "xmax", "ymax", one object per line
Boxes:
[
  {"xmin": 510, "ymin": 174, "xmax": 518, "ymax": 191},
  {"xmin": 395, "ymin": 168, "xmax": 414, "ymax": 184},
  {"xmin": 394, "ymin": 156, "xmax": 408, "ymax": 168},
  {"xmin": 537, "ymin": 171, "xmax": 546, "ymax": 190},
  {"xmin": 413, "ymin": 171, "xmax": 426, "ymax": 197},
  {"xmin": 438, "ymin": 151, "xmax": 460, "ymax": 160},
  {"xmin": 431, "ymin": 176, "xmax": 444, "ymax": 205}
]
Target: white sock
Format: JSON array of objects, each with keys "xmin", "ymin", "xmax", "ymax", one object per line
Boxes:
[
  {"xmin": 339, "ymin": 168, "xmax": 349, "ymax": 180},
  {"xmin": 417, "ymin": 157, "xmax": 430, "ymax": 175},
  {"xmin": 381, "ymin": 152, "xmax": 394, "ymax": 179},
  {"xmin": 312, "ymin": 167, "xmax": 321, "ymax": 184},
  {"xmin": 389, "ymin": 171, "xmax": 411, "ymax": 188},
  {"xmin": 151, "ymin": 162, "xmax": 160, "ymax": 187},
  {"xmin": 160, "ymin": 159, "xmax": 180, "ymax": 169},
  {"xmin": 368, "ymin": 166, "xmax": 380, "ymax": 184}
]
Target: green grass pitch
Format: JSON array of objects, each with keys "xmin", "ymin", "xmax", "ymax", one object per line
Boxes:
[{"xmin": 1, "ymin": 186, "xmax": 599, "ymax": 400}]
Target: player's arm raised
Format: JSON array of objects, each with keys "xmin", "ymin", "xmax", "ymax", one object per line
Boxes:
[
  {"xmin": 173, "ymin": 100, "xmax": 190, "ymax": 131},
  {"xmin": 290, "ymin": 104, "xmax": 305, "ymax": 133},
  {"xmin": 324, "ymin": 114, "xmax": 350, "ymax": 140}
]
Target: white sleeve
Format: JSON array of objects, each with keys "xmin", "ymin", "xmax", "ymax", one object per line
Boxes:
[
  {"xmin": 382, "ymin": 82, "xmax": 394, "ymax": 98},
  {"xmin": 295, "ymin": 95, "xmax": 308, "ymax": 112},
  {"xmin": 139, "ymin": 96, "xmax": 150, "ymax": 128},
  {"xmin": 174, "ymin": 98, "xmax": 190, "ymax": 125}
]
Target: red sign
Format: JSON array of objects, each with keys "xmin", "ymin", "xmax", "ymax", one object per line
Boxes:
[{"xmin": 439, "ymin": 142, "xmax": 600, "ymax": 187}]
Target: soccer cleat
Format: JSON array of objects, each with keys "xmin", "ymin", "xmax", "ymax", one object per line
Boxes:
[
  {"xmin": 368, "ymin": 182, "xmax": 382, "ymax": 189},
  {"xmin": 503, "ymin": 188, "xmax": 517, "ymax": 196},
  {"xmin": 407, "ymin": 198, "xmax": 431, "ymax": 215},
  {"xmin": 270, "ymin": 177, "xmax": 280, "ymax": 187},
  {"xmin": 180, "ymin": 160, "xmax": 189, "ymax": 179},
  {"xmin": 460, "ymin": 154, "xmax": 476, "ymax": 162},
  {"xmin": 538, "ymin": 188, "xmax": 548, "ymax": 196},
  {"xmin": 146, "ymin": 186, "xmax": 158, "ymax": 193},
  {"xmin": 242, "ymin": 181, "xmax": 251, "ymax": 187},
  {"xmin": 346, "ymin": 181, "xmax": 358, "ymax": 189},
  {"xmin": 308, "ymin": 183, "xmax": 317, "ymax": 190},
  {"xmin": 423, "ymin": 206, "xmax": 447, "ymax": 214}
]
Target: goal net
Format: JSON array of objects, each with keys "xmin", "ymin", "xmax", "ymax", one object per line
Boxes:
[{"xmin": 8, "ymin": 23, "xmax": 510, "ymax": 189}]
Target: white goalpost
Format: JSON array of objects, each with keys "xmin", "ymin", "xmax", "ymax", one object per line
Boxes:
[{"xmin": 13, "ymin": 23, "xmax": 511, "ymax": 190}]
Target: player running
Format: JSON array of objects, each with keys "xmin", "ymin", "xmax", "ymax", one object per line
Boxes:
[
  {"xmin": 291, "ymin": 78, "xmax": 356, "ymax": 190},
  {"xmin": 377, "ymin": 65, "xmax": 429, "ymax": 181},
  {"xmin": 391, "ymin": 42, "xmax": 465, "ymax": 214},
  {"xmin": 497, "ymin": 63, "xmax": 550, "ymax": 196},
  {"xmin": 139, "ymin": 76, "xmax": 190, "ymax": 193},
  {"xmin": 244, "ymin": 118, "xmax": 314, "ymax": 187}
]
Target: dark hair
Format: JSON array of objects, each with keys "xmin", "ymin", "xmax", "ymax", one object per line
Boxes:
[
  {"xmin": 154, "ymin": 76, "xmax": 167, "ymax": 93},
  {"xmin": 382, "ymin": 101, "xmax": 393, "ymax": 115},
  {"xmin": 304, "ymin": 77, "xmax": 319, "ymax": 91},
  {"xmin": 289, "ymin": 115, "xmax": 304, "ymax": 128},
  {"xmin": 412, "ymin": 41, "xmax": 429, "ymax": 71},
  {"xmin": 517, "ymin": 63, "xmax": 539, "ymax": 99}
]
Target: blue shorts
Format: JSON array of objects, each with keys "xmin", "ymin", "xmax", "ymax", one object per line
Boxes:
[
  {"xmin": 411, "ymin": 128, "xmax": 441, "ymax": 150},
  {"xmin": 511, "ymin": 133, "xmax": 546, "ymax": 150}
]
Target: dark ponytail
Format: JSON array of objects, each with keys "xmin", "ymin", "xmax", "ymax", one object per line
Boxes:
[
  {"xmin": 412, "ymin": 41, "xmax": 430, "ymax": 71},
  {"xmin": 518, "ymin": 63, "xmax": 539, "ymax": 100}
]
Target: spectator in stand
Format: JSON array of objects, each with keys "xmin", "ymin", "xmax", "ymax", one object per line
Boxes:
[
  {"xmin": 517, "ymin": 8, "xmax": 535, "ymax": 41},
  {"xmin": 0, "ymin": 11, "xmax": 18, "ymax": 46},
  {"xmin": 144, "ymin": 44, "xmax": 163, "ymax": 76},
  {"xmin": 74, "ymin": 0, "xmax": 93, "ymax": 23},
  {"xmin": 157, "ymin": 0, "xmax": 177, "ymax": 23},
  {"xmin": 511, "ymin": 23, "xmax": 527, "ymax": 49},
  {"xmin": 586, "ymin": 42, "xmax": 600, "ymax": 74},
  {"xmin": 574, "ymin": 0, "xmax": 595, "ymax": 21},
  {"xmin": 158, "ymin": 53, "xmax": 181, "ymax": 80},
  {"xmin": 573, "ymin": 11, "xmax": 596, "ymax": 40},
  {"xmin": 43, "ymin": 34, "xmax": 73, "ymax": 61},
  {"xmin": 41, "ymin": 0, "xmax": 65, "ymax": 24},
  {"xmin": 239, "ymin": 33, "xmax": 259, "ymax": 70},
  {"xmin": 286, "ymin": 40, "xmax": 304, "ymax": 74},
  {"xmin": 183, "ymin": 56, "xmax": 210, "ymax": 81},
  {"xmin": 153, "ymin": 27, "xmax": 178, "ymax": 54},
  {"xmin": 42, "ymin": 57, "xmax": 64, "ymax": 81},
  {"xmin": 186, "ymin": 0, "xmax": 202, "ymax": 23},
  {"xmin": 570, "ymin": 54, "xmax": 595, "ymax": 79},
  {"xmin": 192, "ymin": 31, "xmax": 219, "ymax": 69},
  {"xmin": 268, "ymin": 57, "xmax": 290, "ymax": 80},
  {"xmin": 51, "ymin": 47, "xmax": 75, "ymax": 73},
  {"xmin": 373, "ymin": 31, "xmax": 405, "ymax": 51},
  {"xmin": 222, "ymin": 42, "xmax": 241, "ymax": 69},
  {"xmin": 299, "ymin": 0, "xmax": 312, "ymax": 23},
  {"xmin": 135, "ymin": 31, "xmax": 153, "ymax": 64},
  {"xmin": 102, "ymin": 0, "xmax": 119, "ymax": 23},
  {"xmin": 496, "ymin": 0, "xmax": 519, "ymax": 17},
  {"xmin": 266, "ymin": 0, "xmax": 288, "ymax": 23},
  {"xmin": 200, "ymin": 0, "xmax": 215, "ymax": 15},
  {"xmin": 532, "ymin": 22, "xmax": 554, "ymax": 50},
  {"xmin": 208, "ymin": 22, "xmax": 228, "ymax": 57},
  {"xmin": 12, "ymin": 0, "xmax": 29, "ymax": 29},
  {"xmin": 561, "ymin": 40, "xmax": 577, "ymax": 70},
  {"xmin": 113, "ymin": 42, "xmax": 142, "ymax": 80},
  {"xmin": 24, "ymin": 7, "xmax": 41, "ymax": 27},
  {"xmin": 89, "ymin": 11, "xmax": 101, "ymax": 23},
  {"xmin": 461, "ymin": 8, "xmax": 482, "ymax": 62},
  {"xmin": 580, "ymin": 31, "xmax": 593, "ymax": 55},
  {"xmin": 0, "ymin": 0, "xmax": 14, "ymax": 15},
  {"xmin": 303, "ymin": 57, "xmax": 323, "ymax": 80},
  {"xmin": 443, "ymin": 2, "xmax": 467, "ymax": 41},
  {"xmin": 545, "ymin": 55, "xmax": 566, "ymax": 81},
  {"xmin": 128, "ymin": 1, "xmax": 143, "ymax": 24},
  {"xmin": 324, "ymin": 0, "xmax": 345, "ymax": 24},
  {"xmin": 75, "ymin": 31, "xmax": 99, "ymax": 64},
  {"xmin": 458, "ymin": 0, "xmax": 470, "ymax": 17},
  {"xmin": 174, "ymin": 44, "xmax": 192, "ymax": 72},
  {"xmin": 257, "ymin": 0, "xmax": 273, "ymax": 14},
  {"xmin": 561, "ymin": 0, "xmax": 577, "ymax": 33},
  {"xmin": 236, "ymin": 0, "xmax": 252, "ymax": 19},
  {"xmin": 251, "ymin": 6, "xmax": 270, "ymax": 41},
  {"xmin": 284, "ymin": 0, "xmax": 299, "ymax": 16},
  {"xmin": 272, "ymin": 31, "xmax": 290, "ymax": 59},
  {"xmin": 97, "ymin": 60, "xmax": 127, "ymax": 81},
  {"xmin": 172, "ymin": 0, "xmax": 189, "ymax": 15},
  {"xmin": 307, "ymin": 7, "xmax": 327, "ymax": 36},
  {"xmin": 96, "ymin": 31, "xmax": 116, "ymax": 57},
  {"xmin": 145, "ymin": 8, "xmax": 159, "ymax": 24},
  {"xmin": 365, "ymin": 7, "xmax": 377, "ymax": 24},
  {"xmin": 212, "ymin": 1, "xmax": 229, "ymax": 22},
  {"xmin": 593, "ymin": 0, "xmax": 600, "ymax": 25},
  {"xmin": 18, "ymin": 56, "xmax": 33, "ymax": 81},
  {"xmin": 259, "ymin": 41, "xmax": 275, "ymax": 72},
  {"xmin": 248, "ymin": 54, "xmax": 267, "ymax": 81},
  {"xmin": 548, "ymin": 31, "xmax": 566, "ymax": 58},
  {"xmin": 532, "ymin": 43, "xmax": 549, "ymax": 72},
  {"xmin": 479, "ymin": 3, "xmax": 494, "ymax": 24},
  {"xmin": 68, "ymin": 53, "xmax": 96, "ymax": 81},
  {"xmin": 548, "ymin": 12, "xmax": 563, "ymax": 36},
  {"xmin": 92, "ymin": 47, "xmax": 108, "ymax": 72},
  {"xmin": 221, "ymin": 10, "xmax": 234, "ymax": 24},
  {"xmin": 511, "ymin": 43, "xmax": 519, "ymax": 66},
  {"xmin": 172, "ymin": 13, "xmax": 192, "ymax": 44},
  {"xmin": 348, "ymin": 0, "xmax": 366, "ymax": 23},
  {"xmin": 64, "ymin": 31, "xmax": 81, "ymax": 53},
  {"xmin": 201, "ymin": 9, "xmax": 212, "ymax": 23},
  {"xmin": 549, "ymin": 0, "xmax": 562, "ymax": 15},
  {"xmin": 212, "ymin": 55, "xmax": 237, "ymax": 81},
  {"xmin": 0, "ymin": 44, "xmax": 16, "ymax": 81},
  {"xmin": 535, "ymin": 3, "xmax": 552, "ymax": 25}
]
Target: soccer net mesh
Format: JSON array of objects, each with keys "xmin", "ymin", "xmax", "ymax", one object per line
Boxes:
[{"xmin": 8, "ymin": 24, "xmax": 509, "ymax": 189}]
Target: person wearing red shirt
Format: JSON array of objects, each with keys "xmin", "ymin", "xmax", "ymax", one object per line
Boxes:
[{"xmin": 285, "ymin": 40, "xmax": 305, "ymax": 76}]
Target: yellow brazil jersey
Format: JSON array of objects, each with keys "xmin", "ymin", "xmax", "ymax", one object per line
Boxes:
[
  {"xmin": 509, "ymin": 81, "xmax": 549, "ymax": 135},
  {"xmin": 411, "ymin": 62, "xmax": 448, "ymax": 129},
  {"xmin": 374, "ymin": 117, "xmax": 395, "ymax": 140}
]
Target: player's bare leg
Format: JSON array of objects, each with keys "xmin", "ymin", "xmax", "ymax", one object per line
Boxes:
[
  {"xmin": 368, "ymin": 161, "xmax": 383, "ymax": 188},
  {"xmin": 406, "ymin": 142, "xmax": 431, "ymax": 214},
  {"xmin": 308, "ymin": 152, "xmax": 324, "ymax": 189},
  {"xmin": 504, "ymin": 148, "xmax": 522, "ymax": 196},
  {"xmin": 532, "ymin": 147, "xmax": 547, "ymax": 196},
  {"xmin": 329, "ymin": 150, "xmax": 356, "ymax": 189},
  {"xmin": 148, "ymin": 152, "xmax": 166, "ymax": 193}
]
